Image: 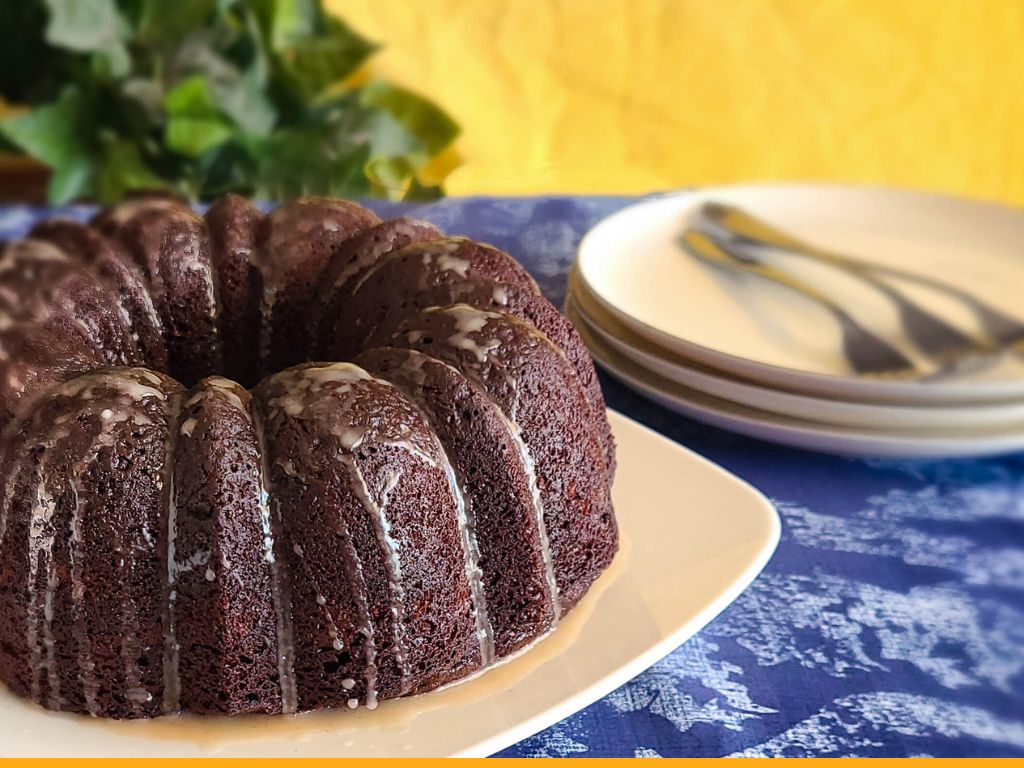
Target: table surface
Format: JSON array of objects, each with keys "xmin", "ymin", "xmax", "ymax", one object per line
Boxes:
[{"xmin": 2, "ymin": 196, "xmax": 1022, "ymax": 758}]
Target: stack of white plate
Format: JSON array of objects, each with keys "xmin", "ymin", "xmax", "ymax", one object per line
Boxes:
[{"xmin": 568, "ymin": 184, "xmax": 1024, "ymax": 457}]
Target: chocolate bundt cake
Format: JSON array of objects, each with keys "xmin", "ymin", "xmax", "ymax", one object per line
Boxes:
[{"xmin": 0, "ymin": 195, "xmax": 617, "ymax": 719}]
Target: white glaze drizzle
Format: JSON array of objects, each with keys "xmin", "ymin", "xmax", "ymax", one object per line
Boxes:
[
  {"xmin": 0, "ymin": 238, "xmax": 143, "ymax": 365},
  {"xmin": 312, "ymin": 584, "xmax": 344, "ymax": 654},
  {"xmin": 296, "ymin": 369, "xmax": 442, "ymax": 465},
  {"xmin": 436, "ymin": 253, "xmax": 471, "ymax": 278},
  {"xmin": 341, "ymin": 457, "xmax": 408, "ymax": 699},
  {"xmin": 263, "ymin": 363, "xmax": 371, "ymax": 419},
  {"xmin": 68, "ymin": 452, "xmax": 100, "ymax": 716},
  {"xmin": 251, "ymin": 402, "xmax": 299, "ymax": 714},
  {"xmin": 41, "ymin": 559, "xmax": 61, "ymax": 707},
  {"xmin": 120, "ymin": 546, "xmax": 148, "ymax": 714},
  {"xmin": 172, "ymin": 215, "xmax": 224, "ymax": 368},
  {"xmin": 161, "ymin": 391, "xmax": 183, "ymax": 714},
  {"xmin": 267, "ymin": 363, "xmax": 430, "ymax": 710},
  {"xmin": 385, "ymin": 352, "xmax": 494, "ymax": 668},
  {"xmin": 0, "ymin": 285, "xmax": 20, "ymax": 307},
  {"xmin": 432, "ymin": 435, "xmax": 494, "ymax": 666},
  {"xmin": 329, "ymin": 219, "xmax": 436, "ymax": 293},
  {"xmin": 70, "ymin": 374, "xmax": 170, "ymax": 712},
  {"xmin": 322, "ymin": 466, "xmax": 377, "ymax": 710},
  {"xmin": 23, "ymin": 372, "xmax": 169, "ymax": 713},
  {"xmin": 65, "ymin": 399, "xmax": 150, "ymax": 716},
  {"xmin": 206, "ymin": 376, "xmax": 247, "ymax": 410},
  {"xmin": 497, "ymin": 410, "xmax": 561, "ymax": 622},
  {"xmin": 0, "ymin": 240, "xmax": 69, "ymax": 279},
  {"xmin": 101, "ymin": 375, "xmax": 167, "ymax": 714},
  {"xmin": 56, "ymin": 371, "xmax": 167, "ymax": 403},
  {"xmin": 402, "ymin": 321, "xmax": 558, "ymax": 624},
  {"xmin": 444, "ymin": 304, "xmax": 496, "ymax": 333},
  {"xmin": 431, "ymin": 305, "xmax": 521, "ymax": 421},
  {"xmin": 25, "ymin": 475, "xmax": 57, "ymax": 706}
]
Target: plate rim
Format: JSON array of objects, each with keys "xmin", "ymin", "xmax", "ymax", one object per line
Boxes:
[
  {"xmin": 575, "ymin": 184, "xmax": 1024, "ymax": 405},
  {"xmin": 579, "ymin": 321, "xmax": 1024, "ymax": 459},
  {"xmin": 567, "ymin": 285, "xmax": 1024, "ymax": 431}
]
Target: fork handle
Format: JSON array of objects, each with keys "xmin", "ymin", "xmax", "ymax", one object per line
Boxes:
[
  {"xmin": 681, "ymin": 230, "xmax": 916, "ymax": 377},
  {"xmin": 682, "ymin": 231, "xmax": 852, "ymax": 320},
  {"xmin": 700, "ymin": 201, "xmax": 1024, "ymax": 342}
]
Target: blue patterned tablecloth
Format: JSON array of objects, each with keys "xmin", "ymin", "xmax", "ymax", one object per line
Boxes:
[{"xmin": 2, "ymin": 196, "xmax": 1022, "ymax": 758}]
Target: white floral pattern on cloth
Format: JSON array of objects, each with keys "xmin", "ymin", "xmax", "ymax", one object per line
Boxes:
[{"xmin": 1, "ymin": 197, "xmax": 1022, "ymax": 757}]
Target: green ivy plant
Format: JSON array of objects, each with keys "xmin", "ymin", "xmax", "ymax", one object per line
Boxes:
[{"xmin": 0, "ymin": 0, "xmax": 460, "ymax": 203}]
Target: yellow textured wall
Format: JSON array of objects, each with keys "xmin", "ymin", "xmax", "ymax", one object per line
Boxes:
[{"xmin": 333, "ymin": 0, "xmax": 1024, "ymax": 204}]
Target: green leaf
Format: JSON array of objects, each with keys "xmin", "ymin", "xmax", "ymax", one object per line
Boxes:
[
  {"xmin": 161, "ymin": 16, "xmax": 277, "ymax": 135},
  {"xmin": 166, "ymin": 117, "xmax": 234, "ymax": 158},
  {"xmin": 364, "ymin": 154, "xmax": 412, "ymax": 198},
  {"xmin": 43, "ymin": 0, "xmax": 127, "ymax": 51},
  {"xmin": 364, "ymin": 154, "xmax": 443, "ymax": 201},
  {"xmin": 403, "ymin": 177, "xmax": 443, "ymax": 202},
  {"xmin": 164, "ymin": 74, "xmax": 217, "ymax": 114},
  {"xmin": 43, "ymin": 0, "xmax": 132, "ymax": 80},
  {"xmin": 49, "ymin": 157, "xmax": 95, "ymax": 204},
  {"xmin": 249, "ymin": 0, "xmax": 318, "ymax": 51},
  {"xmin": 211, "ymin": 67, "xmax": 277, "ymax": 136},
  {"xmin": 164, "ymin": 76, "xmax": 234, "ymax": 156},
  {"xmin": 121, "ymin": 77, "xmax": 164, "ymax": 119},
  {"xmin": 356, "ymin": 108, "xmax": 427, "ymax": 166},
  {"xmin": 94, "ymin": 134, "xmax": 164, "ymax": 203},
  {"xmin": 91, "ymin": 43, "xmax": 132, "ymax": 79},
  {"xmin": 0, "ymin": 87, "xmax": 98, "ymax": 204},
  {"xmin": 275, "ymin": 17, "xmax": 377, "ymax": 100},
  {"xmin": 359, "ymin": 79, "xmax": 459, "ymax": 158},
  {"xmin": 135, "ymin": 0, "xmax": 218, "ymax": 44},
  {"xmin": 0, "ymin": 86, "xmax": 91, "ymax": 162},
  {"xmin": 194, "ymin": 140, "xmax": 258, "ymax": 198},
  {"xmin": 248, "ymin": 127, "xmax": 372, "ymax": 199}
]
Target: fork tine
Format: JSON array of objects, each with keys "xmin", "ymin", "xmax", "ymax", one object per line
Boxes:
[{"xmin": 680, "ymin": 229, "xmax": 921, "ymax": 378}]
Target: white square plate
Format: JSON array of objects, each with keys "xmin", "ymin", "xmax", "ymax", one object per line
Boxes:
[{"xmin": 0, "ymin": 411, "xmax": 779, "ymax": 757}]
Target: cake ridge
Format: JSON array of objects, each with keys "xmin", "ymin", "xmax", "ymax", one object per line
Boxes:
[
  {"xmin": 26, "ymin": 442, "xmax": 59, "ymax": 709},
  {"xmin": 0, "ymin": 238, "xmax": 142, "ymax": 368},
  {"xmin": 431, "ymin": 428, "xmax": 495, "ymax": 668},
  {"xmin": 15, "ymin": 369, "xmax": 181, "ymax": 716},
  {"xmin": 160, "ymin": 388, "xmax": 184, "ymax": 715},
  {"xmin": 384, "ymin": 304, "xmax": 615, "ymax": 613},
  {"xmin": 336, "ymin": 455, "xmax": 386, "ymax": 710},
  {"xmin": 311, "ymin": 217, "xmax": 442, "ymax": 356},
  {"xmin": 497, "ymin": 408, "xmax": 562, "ymax": 622},
  {"xmin": 249, "ymin": 200, "xmax": 380, "ymax": 378},
  {"xmin": 251, "ymin": 398, "xmax": 298, "ymax": 714},
  {"xmin": 95, "ymin": 199, "xmax": 224, "ymax": 384},
  {"xmin": 67, "ymin": 445, "xmax": 101, "ymax": 716},
  {"xmin": 374, "ymin": 310, "xmax": 564, "ymax": 624},
  {"xmin": 378, "ymin": 364, "xmax": 496, "ymax": 670},
  {"xmin": 258, "ymin": 362, "xmax": 387, "ymax": 712}
]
